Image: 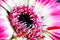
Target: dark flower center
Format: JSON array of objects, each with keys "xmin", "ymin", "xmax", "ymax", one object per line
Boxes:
[{"xmin": 18, "ymin": 12, "xmax": 33, "ymax": 28}]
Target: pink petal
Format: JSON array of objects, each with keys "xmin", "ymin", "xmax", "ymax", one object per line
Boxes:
[
  {"xmin": 47, "ymin": 26, "xmax": 60, "ymax": 30},
  {"xmin": 50, "ymin": 33, "xmax": 60, "ymax": 40},
  {"xmin": 36, "ymin": 0, "xmax": 57, "ymax": 6},
  {"xmin": 50, "ymin": 7, "xmax": 60, "ymax": 26},
  {"xmin": 48, "ymin": 29, "xmax": 60, "ymax": 40},
  {"xmin": 0, "ymin": 7, "xmax": 13, "ymax": 40},
  {"xmin": 43, "ymin": 2, "xmax": 60, "ymax": 40}
]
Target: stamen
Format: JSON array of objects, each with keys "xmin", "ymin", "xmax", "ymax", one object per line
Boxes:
[
  {"xmin": 18, "ymin": 12, "xmax": 34, "ymax": 28},
  {"xmin": 8, "ymin": 6, "xmax": 42, "ymax": 38}
]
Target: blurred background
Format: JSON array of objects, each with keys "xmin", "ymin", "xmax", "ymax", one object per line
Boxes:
[{"xmin": 57, "ymin": 0, "xmax": 60, "ymax": 2}]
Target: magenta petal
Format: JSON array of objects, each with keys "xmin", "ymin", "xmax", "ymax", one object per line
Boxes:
[
  {"xmin": 0, "ymin": 26, "xmax": 8, "ymax": 38},
  {"xmin": 47, "ymin": 26, "xmax": 60, "ymax": 30},
  {"xmin": 46, "ymin": 26, "xmax": 60, "ymax": 40},
  {"xmin": 0, "ymin": 17, "xmax": 13, "ymax": 40},
  {"xmin": 0, "ymin": 20, "xmax": 9, "ymax": 40},
  {"xmin": 53, "ymin": 32, "xmax": 60, "ymax": 37},
  {"xmin": 50, "ymin": 8, "xmax": 60, "ymax": 26},
  {"xmin": 44, "ymin": 2, "xmax": 60, "ymax": 40},
  {"xmin": 36, "ymin": 0, "xmax": 57, "ymax": 6},
  {"xmin": 0, "ymin": 7, "xmax": 13, "ymax": 40},
  {"xmin": 50, "ymin": 33, "xmax": 60, "ymax": 40}
]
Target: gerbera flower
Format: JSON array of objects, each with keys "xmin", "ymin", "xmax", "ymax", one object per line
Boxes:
[{"xmin": 0, "ymin": 0, "xmax": 60, "ymax": 40}]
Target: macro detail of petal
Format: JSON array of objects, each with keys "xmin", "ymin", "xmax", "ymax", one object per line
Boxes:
[
  {"xmin": 47, "ymin": 26, "xmax": 60, "ymax": 30},
  {"xmin": 47, "ymin": 31, "xmax": 60, "ymax": 40},
  {"xmin": 36, "ymin": 0, "xmax": 57, "ymax": 5},
  {"xmin": 0, "ymin": 7, "xmax": 13, "ymax": 40},
  {"xmin": 14, "ymin": 0, "xmax": 29, "ymax": 6}
]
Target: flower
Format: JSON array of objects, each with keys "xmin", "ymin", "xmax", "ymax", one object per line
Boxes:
[{"xmin": 0, "ymin": 0, "xmax": 60, "ymax": 40}]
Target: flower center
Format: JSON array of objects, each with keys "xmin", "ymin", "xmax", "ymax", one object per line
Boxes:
[
  {"xmin": 8, "ymin": 6, "xmax": 42, "ymax": 38},
  {"xmin": 18, "ymin": 12, "xmax": 33, "ymax": 28}
]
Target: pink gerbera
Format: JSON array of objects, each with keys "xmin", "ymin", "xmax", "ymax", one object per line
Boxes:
[{"xmin": 0, "ymin": 0, "xmax": 60, "ymax": 40}]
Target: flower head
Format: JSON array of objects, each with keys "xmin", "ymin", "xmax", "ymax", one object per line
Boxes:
[
  {"xmin": 8, "ymin": 6, "xmax": 42, "ymax": 39},
  {"xmin": 0, "ymin": 0, "xmax": 60, "ymax": 40}
]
